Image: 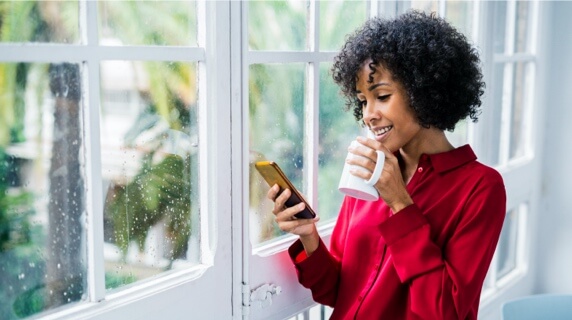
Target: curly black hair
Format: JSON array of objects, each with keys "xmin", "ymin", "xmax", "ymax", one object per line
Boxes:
[{"xmin": 331, "ymin": 11, "xmax": 484, "ymax": 131}]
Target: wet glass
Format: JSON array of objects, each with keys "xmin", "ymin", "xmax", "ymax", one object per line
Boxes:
[
  {"xmin": 0, "ymin": 1, "xmax": 79, "ymax": 44},
  {"xmin": 509, "ymin": 62, "xmax": 532, "ymax": 160},
  {"xmin": 248, "ymin": 0, "xmax": 308, "ymax": 51},
  {"xmin": 319, "ymin": 0, "xmax": 367, "ymax": 51},
  {"xmin": 100, "ymin": 61, "xmax": 199, "ymax": 291},
  {"xmin": 496, "ymin": 207, "xmax": 520, "ymax": 280},
  {"xmin": 0, "ymin": 62, "xmax": 87, "ymax": 319},
  {"xmin": 249, "ymin": 63, "xmax": 305, "ymax": 245},
  {"xmin": 318, "ymin": 63, "xmax": 360, "ymax": 221},
  {"xmin": 98, "ymin": 1, "xmax": 197, "ymax": 46}
]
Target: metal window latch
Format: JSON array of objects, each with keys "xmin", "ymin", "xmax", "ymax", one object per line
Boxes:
[{"xmin": 250, "ymin": 283, "xmax": 282, "ymax": 309}]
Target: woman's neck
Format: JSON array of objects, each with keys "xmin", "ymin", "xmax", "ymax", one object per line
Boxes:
[{"xmin": 399, "ymin": 128, "xmax": 454, "ymax": 183}]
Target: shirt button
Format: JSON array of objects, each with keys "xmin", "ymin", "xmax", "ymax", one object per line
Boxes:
[
  {"xmin": 417, "ymin": 167, "xmax": 423, "ymax": 173},
  {"xmin": 374, "ymin": 264, "xmax": 379, "ymax": 269},
  {"xmin": 358, "ymin": 296, "xmax": 363, "ymax": 301}
]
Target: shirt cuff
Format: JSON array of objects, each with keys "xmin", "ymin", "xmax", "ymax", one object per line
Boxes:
[{"xmin": 288, "ymin": 238, "xmax": 331, "ymax": 284}]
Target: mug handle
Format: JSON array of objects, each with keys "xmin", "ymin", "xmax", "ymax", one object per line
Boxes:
[{"xmin": 364, "ymin": 150, "xmax": 385, "ymax": 186}]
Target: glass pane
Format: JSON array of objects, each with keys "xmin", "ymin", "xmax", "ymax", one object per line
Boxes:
[
  {"xmin": 482, "ymin": 267, "xmax": 493, "ymax": 291},
  {"xmin": 492, "ymin": 0, "xmax": 508, "ymax": 54},
  {"xmin": 318, "ymin": 63, "xmax": 360, "ymax": 221},
  {"xmin": 0, "ymin": 62, "xmax": 87, "ymax": 318},
  {"xmin": 446, "ymin": 119, "xmax": 468, "ymax": 148},
  {"xmin": 514, "ymin": 0, "xmax": 532, "ymax": 53},
  {"xmin": 319, "ymin": 0, "xmax": 367, "ymax": 51},
  {"xmin": 496, "ymin": 207, "xmax": 520, "ymax": 280},
  {"xmin": 445, "ymin": 1, "xmax": 473, "ymax": 40},
  {"xmin": 249, "ymin": 63, "xmax": 305, "ymax": 246},
  {"xmin": 0, "ymin": 1, "xmax": 79, "ymax": 44},
  {"xmin": 98, "ymin": 1, "xmax": 197, "ymax": 46},
  {"xmin": 100, "ymin": 61, "xmax": 199, "ymax": 291},
  {"xmin": 489, "ymin": 63, "xmax": 505, "ymax": 167},
  {"xmin": 410, "ymin": 0, "xmax": 438, "ymax": 13},
  {"xmin": 509, "ymin": 62, "xmax": 532, "ymax": 160},
  {"xmin": 248, "ymin": 0, "xmax": 308, "ymax": 51}
]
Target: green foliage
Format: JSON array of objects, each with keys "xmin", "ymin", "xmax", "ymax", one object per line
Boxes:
[
  {"xmin": 106, "ymin": 152, "xmax": 192, "ymax": 261},
  {"xmin": 0, "ymin": 149, "xmax": 34, "ymax": 252},
  {"xmin": 0, "ymin": 148, "xmax": 45, "ymax": 319},
  {"xmin": 105, "ymin": 272, "xmax": 137, "ymax": 290}
]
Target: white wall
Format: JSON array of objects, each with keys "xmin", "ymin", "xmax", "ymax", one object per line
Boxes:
[{"xmin": 536, "ymin": 0, "xmax": 572, "ymax": 294}]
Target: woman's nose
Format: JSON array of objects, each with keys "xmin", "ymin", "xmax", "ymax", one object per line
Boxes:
[{"xmin": 362, "ymin": 102, "xmax": 377, "ymax": 124}]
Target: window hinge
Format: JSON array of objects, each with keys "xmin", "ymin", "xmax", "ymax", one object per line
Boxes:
[
  {"xmin": 242, "ymin": 282, "xmax": 282, "ymax": 317},
  {"xmin": 242, "ymin": 283, "xmax": 250, "ymax": 317},
  {"xmin": 249, "ymin": 283, "xmax": 282, "ymax": 309}
]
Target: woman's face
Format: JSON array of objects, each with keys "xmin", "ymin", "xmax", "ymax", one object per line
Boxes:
[{"xmin": 356, "ymin": 61, "xmax": 422, "ymax": 152}]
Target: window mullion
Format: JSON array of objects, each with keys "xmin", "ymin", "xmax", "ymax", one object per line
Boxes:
[
  {"xmin": 466, "ymin": 1, "xmax": 481, "ymax": 149},
  {"xmin": 439, "ymin": 0, "xmax": 447, "ymax": 16},
  {"xmin": 499, "ymin": 62, "xmax": 514, "ymax": 165},
  {"xmin": 499, "ymin": 1, "xmax": 517, "ymax": 165},
  {"xmin": 305, "ymin": 0, "xmax": 319, "ymax": 210},
  {"xmin": 84, "ymin": 0, "xmax": 106, "ymax": 303}
]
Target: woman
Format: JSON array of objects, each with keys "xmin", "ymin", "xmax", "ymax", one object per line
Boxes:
[{"xmin": 267, "ymin": 11, "xmax": 506, "ymax": 319}]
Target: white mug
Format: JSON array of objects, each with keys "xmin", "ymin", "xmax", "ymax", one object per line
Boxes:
[{"xmin": 338, "ymin": 140, "xmax": 385, "ymax": 201}]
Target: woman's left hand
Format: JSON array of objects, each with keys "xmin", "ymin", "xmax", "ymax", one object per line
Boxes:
[{"xmin": 347, "ymin": 136, "xmax": 414, "ymax": 213}]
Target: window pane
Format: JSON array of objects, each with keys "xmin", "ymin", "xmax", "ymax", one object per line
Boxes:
[
  {"xmin": 445, "ymin": 1, "xmax": 473, "ymax": 40},
  {"xmin": 100, "ymin": 61, "xmax": 199, "ymax": 291},
  {"xmin": 509, "ymin": 62, "xmax": 532, "ymax": 160},
  {"xmin": 249, "ymin": 63, "xmax": 305, "ymax": 245},
  {"xmin": 248, "ymin": 0, "xmax": 308, "ymax": 51},
  {"xmin": 492, "ymin": 0, "xmax": 508, "ymax": 54},
  {"xmin": 410, "ymin": 1, "xmax": 438, "ymax": 13},
  {"xmin": 0, "ymin": 62, "xmax": 87, "ymax": 318},
  {"xmin": 0, "ymin": 1, "xmax": 79, "ymax": 44},
  {"xmin": 319, "ymin": 0, "xmax": 367, "ymax": 51},
  {"xmin": 514, "ymin": 0, "xmax": 532, "ymax": 54},
  {"xmin": 318, "ymin": 63, "xmax": 360, "ymax": 221},
  {"xmin": 446, "ymin": 119, "xmax": 469, "ymax": 148},
  {"xmin": 496, "ymin": 207, "xmax": 520, "ymax": 280},
  {"xmin": 98, "ymin": 1, "xmax": 197, "ymax": 46},
  {"xmin": 489, "ymin": 63, "xmax": 505, "ymax": 167}
]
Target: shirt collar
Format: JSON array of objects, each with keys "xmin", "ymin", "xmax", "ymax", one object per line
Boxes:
[{"xmin": 428, "ymin": 144, "xmax": 477, "ymax": 173}]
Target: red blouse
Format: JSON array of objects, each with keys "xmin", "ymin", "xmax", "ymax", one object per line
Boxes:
[{"xmin": 288, "ymin": 145, "xmax": 506, "ymax": 319}]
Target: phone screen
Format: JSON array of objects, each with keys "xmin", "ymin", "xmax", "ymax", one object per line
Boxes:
[{"xmin": 254, "ymin": 161, "xmax": 316, "ymax": 219}]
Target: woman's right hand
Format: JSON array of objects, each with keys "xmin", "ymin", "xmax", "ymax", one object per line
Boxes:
[{"xmin": 267, "ymin": 184, "xmax": 319, "ymax": 237}]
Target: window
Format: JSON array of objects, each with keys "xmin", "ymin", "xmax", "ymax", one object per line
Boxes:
[
  {"xmin": 247, "ymin": 0, "xmax": 368, "ymax": 247},
  {"xmin": 407, "ymin": 0, "xmax": 540, "ymax": 308},
  {"xmin": 0, "ymin": 1, "xmax": 233, "ymax": 319},
  {"xmin": 244, "ymin": 1, "xmax": 369, "ymax": 318}
]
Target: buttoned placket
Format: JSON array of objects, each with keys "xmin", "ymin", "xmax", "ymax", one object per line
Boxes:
[
  {"xmin": 406, "ymin": 154, "xmax": 430, "ymax": 192},
  {"xmin": 354, "ymin": 218, "xmax": 389, "ymax": 318}
]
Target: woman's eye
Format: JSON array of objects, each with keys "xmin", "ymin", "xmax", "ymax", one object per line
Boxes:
[{"xmin": 378, "ymin": 94, "xmax": 390, "ymax": 101}]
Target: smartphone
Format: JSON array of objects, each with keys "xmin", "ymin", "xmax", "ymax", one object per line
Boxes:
[{"xmin": 254, "ymin": 161, "xmax": 316, "ymax": 219}]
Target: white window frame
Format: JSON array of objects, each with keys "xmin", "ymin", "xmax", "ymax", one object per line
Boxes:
[{"xmin": 0, "ymin": 1, "xmax": 234, "ymax": 319}]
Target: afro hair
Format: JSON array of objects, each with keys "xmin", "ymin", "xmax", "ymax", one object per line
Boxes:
[{"xmin": 331, "ymin": 10, "xmax": 485, "ymax": 131}]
